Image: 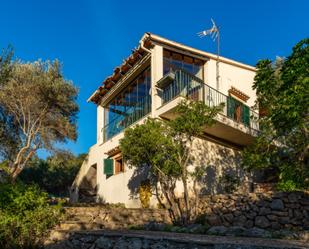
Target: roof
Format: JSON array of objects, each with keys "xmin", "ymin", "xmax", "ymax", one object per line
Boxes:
[{"xmin": 89, "ymin": 32, "xmax": 256, "ymax": 104}]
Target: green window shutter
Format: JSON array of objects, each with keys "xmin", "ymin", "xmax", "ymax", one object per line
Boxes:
[
  {"xmin": 227, "ymin": 96, "xmax": 235, "ymax": 118},
  {"xmin": 104, "ymin": 158, "xmax": 114, "ymax": 175},
  {"xmin": 242, "ymin": 105, "xmax": 250, "ymax": 126}
]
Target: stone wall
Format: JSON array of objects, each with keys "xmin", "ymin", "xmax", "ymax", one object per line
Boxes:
[
  {"xmin": 198, "ymin": 192, "xmax": 309, "ymax": 230},
  {"xmin": 45, "ymin": 230, "xmax": 308, "ymax": 249},
  {"xmin": 64, "ymin": 191, "xmax": 308, "ymax": 231}
]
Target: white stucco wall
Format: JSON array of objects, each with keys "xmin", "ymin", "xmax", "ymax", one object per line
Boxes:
[{"xmin": 205, "ymin": 58, "xmax": 256, "ymax": 107}]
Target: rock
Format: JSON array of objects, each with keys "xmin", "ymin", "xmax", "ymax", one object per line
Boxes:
[
  {"xmin": 187, "ymin": 224, "xmax": 205, "ymax": 234},
  {"xmin": 243, "ymin": 227, "xmax": 271, "ymax": 238},
  {"xmin": 129, "ymin": 238, "xmax": 142, "ymax": 249},
  {"xmin": 114, "ymin": 238, "xmax": 129, "ymax": 249},
  {"xmin": 206, "ymin": 215, "xmax": 221, "ymax": 226},
  {"xmin": 278, "ymin": 216, "xmax": 290, "ymax": 224},
  {"xmin": 255, "ymin": 216, "xmax": 270, "ymax": 228},
  {"xmin": 266, "ymin": 214, "xmax": 278, "ymax": 221},
  {"xmin": 211, "ymin": 195, "xmax": 220, "ymax": 202},
  {"xmin": 71, "ymin": 238, "xmax": 82, "ymax": 248},
  {"xmin": 95, "ymin": 236, "xmax": 114, "ymax": 249},
  {"xmin": 245, "ymin": 211, "xmax": 257, "ymax": 220},
  {"xmin": 150, "ymin": 241, "xmax": 169, "ymax": 249},
  {"xmin": 294, "ymin": 209, "xmax": 303, "ymax": 219},
  {"xmin": 223, "ymin": 213, "xmax": 234, "ymax": 223},
  {"xmin": 270, "ymin": 199, "xmax": 284, "ymax": 210},
  {"xmin": 298, "ymin": 231, "xmax": 309, "ymax": 241},
  {"xmin": 207, "ymin": 226, "xmax": 228, "ymax": 235},
  {"xmin": 271, "ymin": 221, "xmax": 281, "ymax": 230},
  {"xmin": 233, "ymin": 210, "xmax": 242, "ymax": 217},
  {"xmin": 291, "ymin": 218, "xmax": 301, "ymax": 225},
  {"xmin": 80, "ymin": 236, "xmax": 96, "ymax": 243},
  {"xmin": 144, "ymin": 221, "xmax": 166, "ymax": 231},
  {"xmin": 271, "ymin": 211, "xmax": 288, "ymax": 216},
  {"xmin": 232, "ymin": 215, "xmax": 247, "ymax": 227},
  {"xmin": 225, "ymin": 226, "xmax": 246, "ymax": 236},
  {"xmin": 288, "ymin": 192, "xmax": 300, "ymax": 203},
  {"xmin": 259, "ymin": 207, "xmax": 271, "ymax": 215},
  {"xmin": 244, "ymin": 220, "xmax": 254, "ymax": 228},
  {"xmin": 257, "ymin": 200, "xmax": 269, "ymax": 208},
  {"xmin": 272, "ymin": 192, "xmax": 286, "ymax": 198}
]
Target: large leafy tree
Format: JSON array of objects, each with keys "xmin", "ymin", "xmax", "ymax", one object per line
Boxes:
[
  {"xmin": 243, "ymin": 38, "xmax": 309, "ymax": 190},
  {"xmin": 0, "ymin": 58, "xmax": 79, "ymax": 181},
  {"xmin": 19, "ymin": 151, "xmax": 86, "ymax": 196},
  {"xmin": 120, "ymin": 100, "xmax": 223, "ymax": 224},
  {"xmin": 0, "ymin": 47, "xmax": 18, "ymax": 162}
]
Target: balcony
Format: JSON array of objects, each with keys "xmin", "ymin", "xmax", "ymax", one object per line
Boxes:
[
  {"xmin": 157, "ymin": 70, "xmax": 259, "ymax": 146},
  {"xmin": 103, "ymin": 95, "xmax": 151, "ymax": 142}
]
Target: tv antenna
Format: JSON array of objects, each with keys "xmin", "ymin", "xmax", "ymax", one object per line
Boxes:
[{"xmin": 198, "ymin": 18, "xmax": 220, "ymax": 90}]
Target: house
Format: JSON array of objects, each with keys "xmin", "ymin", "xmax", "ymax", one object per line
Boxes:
[{"xmin": 70, "ymin": 33, "xmax": 259, "ymax": 207}]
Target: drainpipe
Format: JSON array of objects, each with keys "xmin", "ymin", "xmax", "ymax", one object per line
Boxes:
[{"xmin": 139, "ymin": 34, "xmax": 152, "ymax": 54}]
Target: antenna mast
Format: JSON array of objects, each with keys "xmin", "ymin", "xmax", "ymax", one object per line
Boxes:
[{"xmin": 198, "ymin": 18, "xmax": 220, "ymax": 90}]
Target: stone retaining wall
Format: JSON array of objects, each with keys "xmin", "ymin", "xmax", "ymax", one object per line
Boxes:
[
  {"xmin": 64, "ymin": 191, "xmax": 308, "ymax": 231},
  {"xmin": 198, "ymin": 191, "xmax": 309, "ymax": 230}
]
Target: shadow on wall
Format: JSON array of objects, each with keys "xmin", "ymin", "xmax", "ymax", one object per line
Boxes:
[
  {"xmin": 192, "ymin": 139, "xmax": 248, "ymax": 195},
  {"xmin": 126, "ymin": 137, "xmax": 250, "ymax": 205},
  {"xmin": 127, "ymin": 164, "xmax": 151, "ymax": 200}
]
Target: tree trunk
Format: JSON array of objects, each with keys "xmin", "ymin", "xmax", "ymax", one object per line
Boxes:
[
  {"xmin": 10, "ymin": 164, "xmax": 22, "ymax": 183},
  {"xmin": 182, "ymin": 174, "xmax": 190, "ymax": 225}
]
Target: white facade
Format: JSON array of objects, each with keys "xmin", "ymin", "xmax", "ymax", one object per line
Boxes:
[{"xmin": 71, "ymin": 33, "xmax": 257, "ymax": 207}]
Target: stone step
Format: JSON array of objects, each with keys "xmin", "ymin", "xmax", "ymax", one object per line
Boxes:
[
  {"xmin": 64, "ymin": 214, "xmax": 96, "ymax": 223},
  {"xmin": 58, "ymin": 221, "xmax": 104, "ymax": 231}
]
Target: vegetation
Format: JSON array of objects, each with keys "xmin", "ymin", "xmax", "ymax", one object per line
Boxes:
[
  {"xmin": 19, "ymin": 151, "xmax": 86, "ymax": 197},
  {"xmin": 138, "ymin": 180, "xmax": 152, "ymax": 208},
  {"xmin": 0, "ymin": 182, "xmax": 62, "ymax": 249},
  {"xmin": 0, "ymin": 47, "xmax": 79, "ymax": 248},
  {"xmin": 120, "ymin": 100, "xmax": 223, "ymax": 225},
  {"xmin": 0, "ymin": 51, "xmax": 79, "ymax": 181},
  {"xmin": 219, "ymin": 173, "xmax": 241, "ymax": 194},
  {"xmin": 242, "ymin": 38, "xmax": 309, "ymax": 191}
]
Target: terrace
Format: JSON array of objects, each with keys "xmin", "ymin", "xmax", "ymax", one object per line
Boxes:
[{"xmin": 156, "ymin": 69, "xmax": 259, "ymax": 146}]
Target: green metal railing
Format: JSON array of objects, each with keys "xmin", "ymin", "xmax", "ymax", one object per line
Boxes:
[
  {"xmin": 161, "ymin": 70, "xmax": 259, "ymax": 130},
  {"xmin": 103, "ymin": 95, "xmax": 151, "ymax": 141}
]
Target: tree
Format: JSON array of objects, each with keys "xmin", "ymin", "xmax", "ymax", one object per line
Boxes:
[
  {"xmin": 19, "ymin": 151, "xmax": 86, "ymax": 196},
  {"xmin": 0, "ymin": 59, "xmax": 79, "ymax": 181},
  {"xmin": 120, "ymin": 100, "xmax": 223, "ymax": 224},
  {"xmin": 0, "ymin": 47, "xmax": 19, "ymax": 163},
  {"xmin": 242, "ymin": 38, "xmax": 309, "ymax": 190}
]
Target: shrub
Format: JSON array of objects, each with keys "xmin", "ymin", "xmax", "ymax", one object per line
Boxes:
[
  {"xmin": 219, "ymin": 173, "xmax": 240, "ymax": 193},
  {"xmin": 0, "ymin": 183, "xmax": 62, "ymax": 249},
  {"xmin": 276, "ymin": 180, "xmax": 298, "ymax": 192}
]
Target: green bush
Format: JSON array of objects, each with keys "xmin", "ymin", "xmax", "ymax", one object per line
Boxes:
[
  {"xmin": 276, "ymin": 180, "xmax": 298, "ymax": 192},
  {"xmin": 0, "ymin": 183, "xmax": 62, "ymax": 249}
]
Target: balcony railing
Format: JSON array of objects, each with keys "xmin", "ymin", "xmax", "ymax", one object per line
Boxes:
[
  {"xmin": 160, "ymin": 70, "xmax": 259, "ymax": 130},
  {"xmin": 103, "ymin": 95, "xmax": 151, "ymax": 141}
]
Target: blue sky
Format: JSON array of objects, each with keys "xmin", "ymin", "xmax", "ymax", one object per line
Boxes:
[{"xmin": 0, "ymin": 0, "xmax": 308, "ymax": 156}]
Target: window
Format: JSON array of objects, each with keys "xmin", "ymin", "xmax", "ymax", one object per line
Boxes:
[
  {"xmin": 104, "ymin": 67, "xmax": 151, "ymax": 141},
  {"xmin": 114, "ymin": 157, "xmax": 124, "ymax": 174},
  {"xmin": 163, "ymin": 49, "xmax": 204, "ymax": 79},
  {"xmin": 227, "ymin": 96, "xmax": 250, "ymax": 126}
]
